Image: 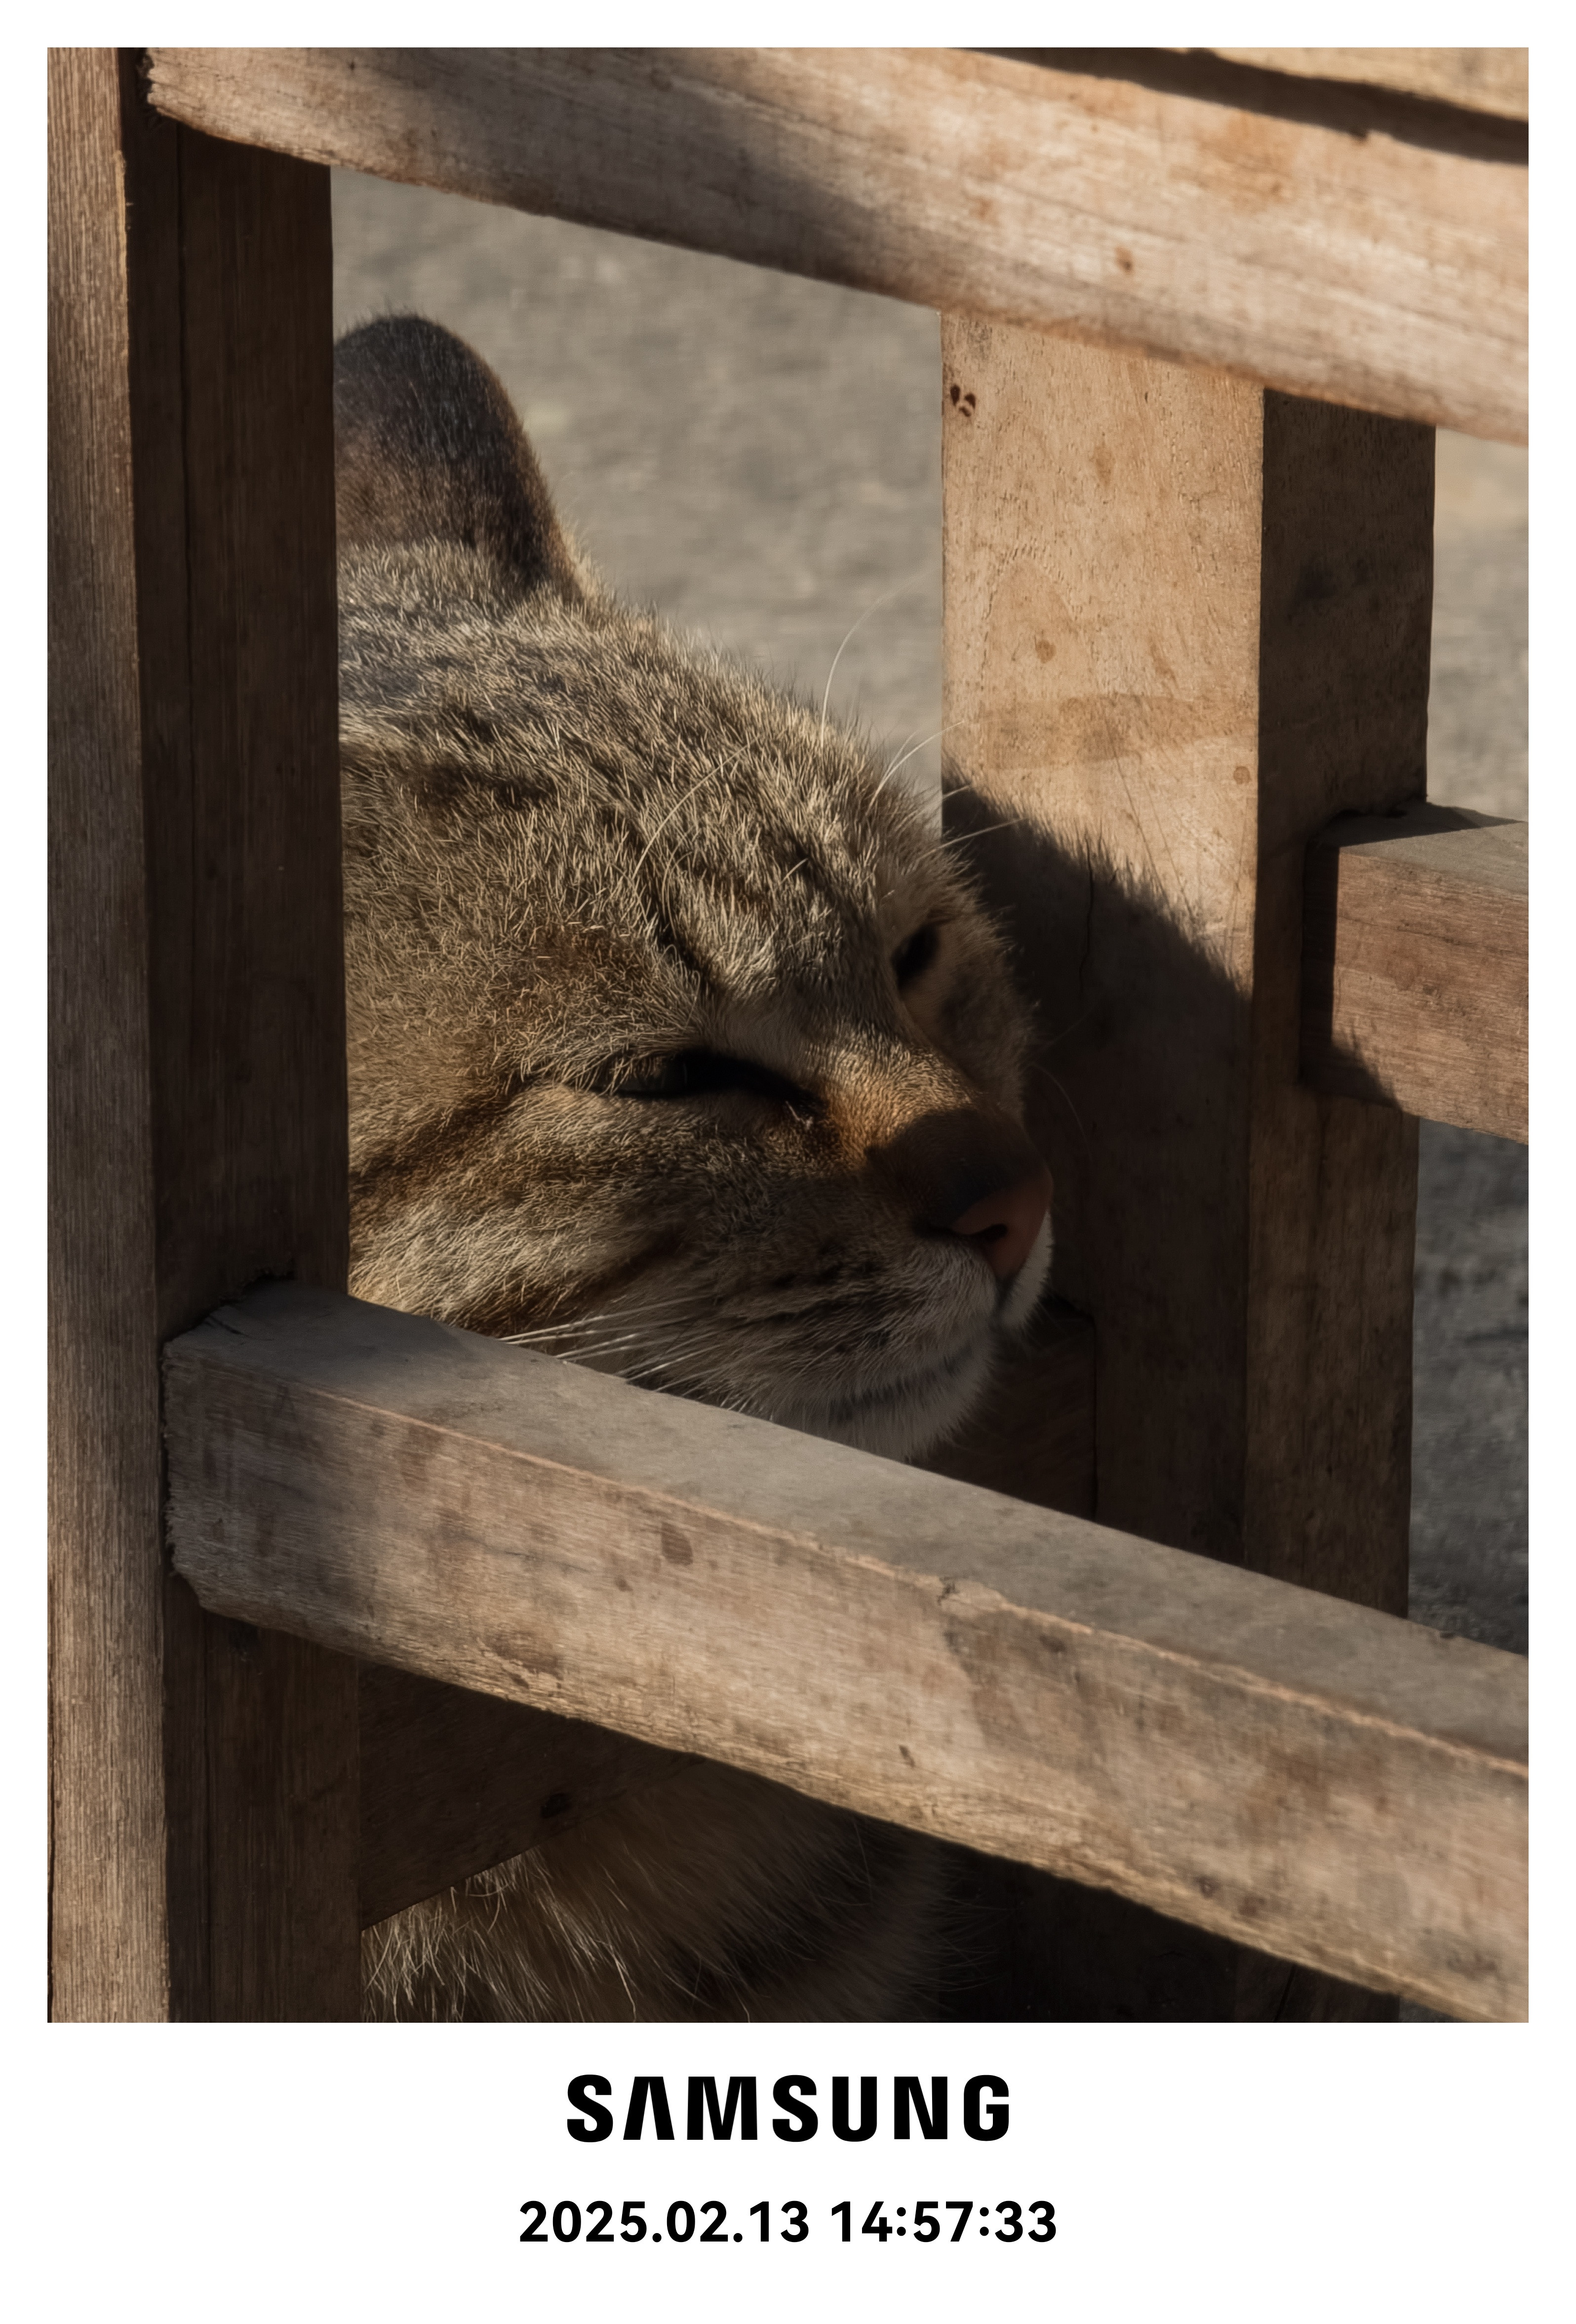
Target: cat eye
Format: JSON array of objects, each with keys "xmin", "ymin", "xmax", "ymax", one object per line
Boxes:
[
  {"xmin": 891, "ymin": 922, "xmax": 942, "ymax": 987},
  {"xmin": 602, "ymin": 1048, "xmax": 817, "ymax": 1108}
]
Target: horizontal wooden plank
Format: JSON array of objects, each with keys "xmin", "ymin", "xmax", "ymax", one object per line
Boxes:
[
  {"xmin": 164, "ymin": 1282, "xmax": 1528, "ymax": 2020},
  {"xmin": 359, "ymin": 1304, "xmax": 1093, "ymax": 1930},
  {"xmin": 145, "ymin": 47, "xmax": 1527, "ymax": 444},
  {"xmin": 1198, "ymin": 49, "xmax": 1528, "ymax": 122},
  {"xmin": 1302, "ymin": 806, "xmax": 1528, "ymax": 1141}
]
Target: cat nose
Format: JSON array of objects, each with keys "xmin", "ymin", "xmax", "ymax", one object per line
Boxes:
[
  {"xmin": 949, "ymin": 1173, "xmax": 1052, "ymax": 1281},
  {"xmin": 876, "ymin": 1103, "xmax": 1051, "ymax": 1283}
]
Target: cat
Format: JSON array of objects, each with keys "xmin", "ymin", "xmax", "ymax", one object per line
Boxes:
[{"xmin": 336, "ymin": 315, "xmax": 1052, "ymax": 2018}]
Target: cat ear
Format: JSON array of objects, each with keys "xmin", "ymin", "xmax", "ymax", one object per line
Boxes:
[{"xmin": 334, "ymin": 315, "xmax": 582, "ymax": 601}]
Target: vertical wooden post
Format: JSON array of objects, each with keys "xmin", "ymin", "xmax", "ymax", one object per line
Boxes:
[
  {"xmin": 48, "ymin": 50, "xmax": 359, "ymax": 2018},
  {"xmin": 941, "ymin": 320, "xmax": 1429, "ymax": 2017}
]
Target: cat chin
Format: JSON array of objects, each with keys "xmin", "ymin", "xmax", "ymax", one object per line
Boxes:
[
  {"xmin": 996, "ymin": 1213, "xmax": 1053, "ymax": 1335},
  {"xmin": 771, "ymin": 1219, "xmax": 1056, "ymax": 1464},
  {"xmin": 569, "ymin": 1224, "xmax": 1057, "ymax": 1464},
  {"xmin": 791, "ymin": 1343, "xmax": 996, "ymax": 1464}
]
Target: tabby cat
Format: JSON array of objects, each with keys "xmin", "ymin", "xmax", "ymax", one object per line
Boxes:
[{"xmin": 338, "ymin": 316, "xmax": 1051, "ymax": 2019}]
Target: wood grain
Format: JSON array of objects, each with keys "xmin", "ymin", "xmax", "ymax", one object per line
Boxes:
[
  {"xmin": 362, "ymin": 1301, "xmax": 1096, "ymax": 1937},
  {"xmin": 939, "ymin": 327, "xmax": 1443, "ymax": 2018},
  {"xmin": 48, "ymin": 51, "xmax": 358, "ymax": 2019},
  {"xmin": 1199, "ymin": 49, "xmax": 1528, "ymax": 121},
  {"xmin": 49, "ymin": 46, "xmax": 167, "ymax": 2022},
  {"xmin": 942, "ymin": 326, "xmax": 1428, "ymax": 1615},
  {"xmin": 164, "ymin": 1283, "xmax": 1527, "ymax": 2022},
  {"xmin": 145, "ymin": 46, "xmax": 1526, "ymax": 443},
  {"xmin": 1302, "ymin": 807, "xmax": 1528, "ymax": 1142}
]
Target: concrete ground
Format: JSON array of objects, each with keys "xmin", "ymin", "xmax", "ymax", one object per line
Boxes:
[
  {"xmin": 332, "ymin": 175, "xmax": 1529, "ymax": 2004},
  {"xmin": 1409, "ymin": 439, "xmax": 1528, "ymax": 1666}
]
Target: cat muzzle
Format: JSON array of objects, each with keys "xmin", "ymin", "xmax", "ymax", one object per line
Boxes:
[{"xmin": 949, "ymin": 1169, "xmax": 1052, "ymax": 1282}]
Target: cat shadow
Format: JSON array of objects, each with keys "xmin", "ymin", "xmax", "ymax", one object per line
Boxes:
[
  {"xmin": 928, "ymin": 779, "xmax": 1397, "ymax": 2020},
  {"xmin": 938, "ymin": 774, "xmax": 1257, "ymax": 1556}
]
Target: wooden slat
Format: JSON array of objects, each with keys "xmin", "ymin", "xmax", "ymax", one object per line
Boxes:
[
  {"xmin": 49, "ymin": 46, "xmax": 167, "ymax": 2022},
  {"xmin": 359, "ymin": 1303, "xmax": 1093, "ymax": 1934},
  {"xmin": 164, "ymin": 1283, "xmax": 1527, "ymax": 2023},
  {"xmin": 145, "ymin": 46, "xmax": 1527, "ymax": 444},
  {"xmin": 1199, "ymin": 49, "xmax": 1528, "ymax": 122},
  {"xmin": 942, "ymin": 327, "xmax": 1428, "ymax": 1616},
  {"xmin": 48, "ymin": 50, "xmax": 359, "ymax": 2020},
  {"xmin": 940, "ymin": 327, "xmax": 1435, "ymax": 2017},
  {"xmin": 1302, "ymin": 806, "xmax": 1528, "ymax": 1141}
]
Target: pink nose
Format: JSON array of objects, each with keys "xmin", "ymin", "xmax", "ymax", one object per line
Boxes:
[{"xmin": 950, "ymin": 1170, "xmax": 1052, "ymax": 1281}]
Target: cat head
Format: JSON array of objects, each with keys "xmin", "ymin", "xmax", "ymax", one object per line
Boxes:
[{"xmin": 336, "ymin": 316, "xmax": 1050, "ymax": 1460}]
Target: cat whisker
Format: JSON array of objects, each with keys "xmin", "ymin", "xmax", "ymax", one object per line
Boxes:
[
  {"xmin": 578, "ymin": 1319, "xmax": 735, "ymax": 1379},
  {"xmin": 937, "ymin": 815, "xmax": 1022, "ymax": 851},
  {"xmin": 628, "ymin": 1327, "xmax": 739, "ymax": 1378},
  {"xmin": 1028, "ymin": 1061, "xmax": 1093, "ymax": 1165},
  {"xmin": 1039, "ymin": 1002, "xmax": 1098, "ymax": 1054},
  {"xmin": 501, "ymin": 1287, "xmax": 723, "ymax": 1343},
  {"xmin": 631, "ymin": 1327, "xmax": 752, "ymax": 1386},
  {"xmin": 593, "ymin": 1324, "xmax": 719, "ymax": 1367},
  {"xmin": 555, "ymin": 1336, "xmax": 667, "ymax": 1366},
  {"xmin": 873, "ymin": 723, "xmax": 956, "ymax": 797},
  {"xmin": 560, "ymin": 1314, "xmax": 732, "ymax": 1366},
  {"xmin": 626, "ymin": 754, "xmax": 744, "ymax": 886},
  {"xmin": 511, "ymin": 1301, "xmax": 701, "ymax": 1343},
  {"xmin": 819, "ymin": 586, "xmax": 906, "ymax": 735}
]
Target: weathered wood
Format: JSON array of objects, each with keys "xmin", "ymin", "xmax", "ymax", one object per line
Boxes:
[
  {"xmin": 1302, "ymin": 806, "xmax": 1527, "ymax": 1142},
  {"xmin": 49, "ymin": 46, "xmax": 166, "ymax": 2022},
  {"xmin": 1198, "ymin": 49, "xmax": 1528, "ymax": 121},
  {"xmin": 48, "ymin": 50, "xmax": 358, "ymax": 2019},
  {"xmin": 361, "ymin": 1301, "xmax": 1095, "ymax": 1936},
  {"xmin": 943, "ymin": 1852, "xmax": 1409, "ymax": 2022},
  {"xmin": 943, "ymin": 325, "xmax": 1428, "ymax": 1615},
  {"xmin": 145, "ymin": 46, "xmax": 1527, "ymax": 444},
  {"xmin": 164, "ymin": 1284, "xmax": 1527, "ymax": 2022},
  {"xmin": 359, "ymin": 1671, "xmax": 691, "ymax": 1927}
]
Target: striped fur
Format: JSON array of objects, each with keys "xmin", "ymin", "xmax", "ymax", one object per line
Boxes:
[{"xmin": 339, "ymin": 318, "xmax": 1047, "ymax": 2020}]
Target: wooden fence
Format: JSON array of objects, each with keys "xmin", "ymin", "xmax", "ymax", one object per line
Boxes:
[{"xmin": 49, "ymin": 47, "xmax": 1529, "ymax": 2023}]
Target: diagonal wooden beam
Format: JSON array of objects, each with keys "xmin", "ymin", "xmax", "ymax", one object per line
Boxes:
[{"xmin": 164, "ymin": 1282, "xmax": 1528, "ymax": 2021}]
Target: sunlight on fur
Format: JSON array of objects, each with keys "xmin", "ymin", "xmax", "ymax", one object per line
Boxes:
[{"xmin": 338, "ymin": 316, "xmax": 1052, "ymax": 2019}]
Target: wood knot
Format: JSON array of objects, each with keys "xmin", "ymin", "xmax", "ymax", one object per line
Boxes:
[{"xmin": 659, "ymin": 1521, "xmax": 694, "ymax": 1567}]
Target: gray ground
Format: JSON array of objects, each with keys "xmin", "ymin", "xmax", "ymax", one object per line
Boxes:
[
  {"xmin": 332, "ymin": 176, "xmax": 1529, "ymax": 2000},
  {"xmin": 1409, "ymin": 434, "xmax": 1529, "ymax": 1666}
]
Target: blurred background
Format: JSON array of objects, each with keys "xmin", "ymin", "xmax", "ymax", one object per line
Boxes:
[{"xmin": 332, "ymin": 173, "xmax": 1528, "ymax": 1667}]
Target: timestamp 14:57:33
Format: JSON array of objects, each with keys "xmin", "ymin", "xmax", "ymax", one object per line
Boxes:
[
  {"xmin": 520, "ymin": 2198, "xmax": 1056, "ymax": 2244},
  {"xmin": 833, "ymin": 2200, "xmax": 1054, "ymax": 2243}
]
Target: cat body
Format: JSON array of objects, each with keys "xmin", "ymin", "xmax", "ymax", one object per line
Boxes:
[{"xmin": 338, "ymin": 317, "xmax": 1051, "ymax": 2018}]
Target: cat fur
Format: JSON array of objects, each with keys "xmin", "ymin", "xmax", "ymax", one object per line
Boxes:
[{"xmin": 337, "ymin": 316, "xmax": 1051, "ymax": 2019}]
